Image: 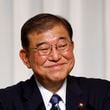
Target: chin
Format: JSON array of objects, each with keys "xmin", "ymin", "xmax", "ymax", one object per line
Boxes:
[{"xmin": 51, "ymin": 75, "xmax": 66, "ymax": 82}]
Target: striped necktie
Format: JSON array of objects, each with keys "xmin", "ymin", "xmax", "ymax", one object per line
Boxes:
[{"xmin": 50, "ymin": 94, "xmax": 61, "ymax": 110}]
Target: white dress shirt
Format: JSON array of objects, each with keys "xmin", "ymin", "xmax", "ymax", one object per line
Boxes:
[{"xmin": 35, "ymin": 78, "xmax": 67, "ymax": 110}]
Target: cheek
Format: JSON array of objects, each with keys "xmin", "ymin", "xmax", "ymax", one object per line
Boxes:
[
  {"xmin": 63, "ymin": 49, "xmax": 74, "ymax": 60},
  {"xmin": 63, "ymin": 49, "xmax": 75, "ymax": 68},
  {"xmin": 29, "ymin": 54, "xmax": 47, "ymax": 66}
]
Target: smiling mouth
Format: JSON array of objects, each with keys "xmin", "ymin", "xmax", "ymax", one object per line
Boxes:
[{"xmin": 46, "ymin": 63, "xmax": 66, "ymax": 68}]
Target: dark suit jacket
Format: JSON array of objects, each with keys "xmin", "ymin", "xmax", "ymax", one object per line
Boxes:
[{"xmin": 0, "ymin": 75, "xmax": 110, "ymax": 110}]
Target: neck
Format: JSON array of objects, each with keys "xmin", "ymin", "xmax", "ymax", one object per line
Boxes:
[
  {"xmin": 37, "ymin": 78, "xmax": 65, "ymax": 93},
  {"xmin": 45, "ymin": 81, "xmax": 65, "ymax": 93}
]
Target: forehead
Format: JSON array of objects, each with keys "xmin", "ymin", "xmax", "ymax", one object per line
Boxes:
[{"xmin": 28, "ymin": 25, "xmax": 70, "ymax": 44}]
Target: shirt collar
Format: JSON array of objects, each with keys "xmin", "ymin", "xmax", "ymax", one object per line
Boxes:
[{"xmin": 35, "ymin": 76, "xmax": 67, "ymax": 109}]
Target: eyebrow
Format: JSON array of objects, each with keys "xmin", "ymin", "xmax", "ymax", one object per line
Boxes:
[
  {"xmin": 58, "ymin": 37, "xmax": 67, "ymax": 40},
  {"xmin": 35, "ymin": 42, "xmax": 48, "ymax": 47},
  {"xmin": 35, "ymin": 36, "xmax": 68, "ymax": 47}
]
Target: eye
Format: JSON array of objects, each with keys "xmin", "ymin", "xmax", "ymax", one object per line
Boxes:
[
  {"xmin": 37, "ymin": 44, "xmax": 50, "ymax": 53},
  {"xmin": 57, "ymin": 43, "xmax": 67, "ymax": 49},
  {"xmin": 57, "ymin": 39, "xmax": 68, "ymax": 50}
]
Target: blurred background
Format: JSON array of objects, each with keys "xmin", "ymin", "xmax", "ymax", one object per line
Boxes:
[{"xmin": 0, "ymin": 0, "xmax": 110, "ymax": 88}]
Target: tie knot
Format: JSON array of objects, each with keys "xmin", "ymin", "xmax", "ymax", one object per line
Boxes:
[{"xmin": 50, "ymin": 94, "xmax": 62, "ymax": 105}]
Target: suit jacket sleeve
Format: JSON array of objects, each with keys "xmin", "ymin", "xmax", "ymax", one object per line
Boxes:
[
  {"xmin": 103, "ymin": 83, "xmax": 110, "ymax": 109},
  {"xmin": 0, "ymin": 92, "xmax": 5, "ymax": 110},
  {"xmin": 78, "ymin": 77, "xmax": 110, "ymax": 110}
]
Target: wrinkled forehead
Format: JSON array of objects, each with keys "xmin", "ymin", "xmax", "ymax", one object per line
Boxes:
[
  {"xmin": 29, "ymin": 22, "xmax": 69, "ymax": 35},
  {"xmin": 28, "ymin": 25, "xmax": 70, "ymax": 47}
]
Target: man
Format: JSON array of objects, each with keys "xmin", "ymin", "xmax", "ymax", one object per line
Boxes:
[{"xmin": 0, "ymin": 13, "xmax": 110, "ymax": 110}]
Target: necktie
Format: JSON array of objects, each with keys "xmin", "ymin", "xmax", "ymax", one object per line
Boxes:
[{"xmin": 50, "ymin": 94, "xmax": 61, "ymax": 110}]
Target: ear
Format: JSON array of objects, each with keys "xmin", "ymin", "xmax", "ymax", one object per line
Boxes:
[
  {"xmin": 19, "ymin": 49, "xmax": 31, "ymax": 68},
  {"xmin": 71, "ymin": 41, "xmax": 74, "ymax": 50}
]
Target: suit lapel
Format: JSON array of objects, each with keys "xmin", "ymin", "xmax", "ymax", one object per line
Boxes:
[
  {"xmin": 20, "ymin": 75, "xmax": 88, "ymax": 110},
  {"xmin": 21, "ymin": 75, "xmax": 46, "ymax": 110},
  {"xmin": 66, "ymin": 76, "xmax": 87, "ymax": 110}
]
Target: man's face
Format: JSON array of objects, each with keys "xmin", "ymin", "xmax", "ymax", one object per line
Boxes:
[{"xmin": 21, "ymin": 25, "xmax": 75, "ymax": 84}]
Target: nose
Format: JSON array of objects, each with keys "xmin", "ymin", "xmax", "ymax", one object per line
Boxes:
[{"xmin": 48, "ymin": 46, "xmax": 61, "ymax": 62}]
